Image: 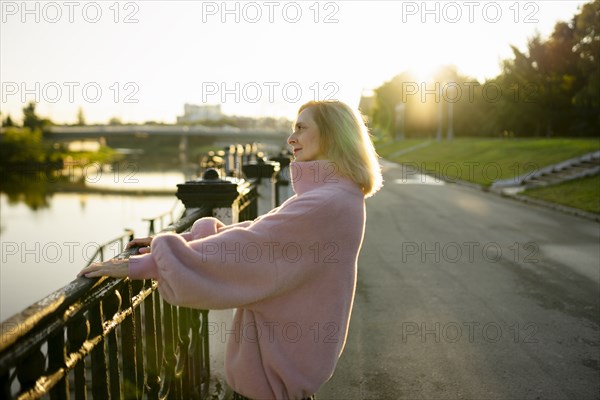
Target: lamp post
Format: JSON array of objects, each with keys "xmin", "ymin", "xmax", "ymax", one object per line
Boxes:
[
  {"xmin": 436, "ymin": 83, "xmax": 443, "ymax": 142},
  {"xmin": 447, "ymin": 99, "xmax": 454, "ymax": 141},
  {"xmin": 436, "ymin": 81, "xmax": 455, "ymax": 141},
  {"xmin": 395, "ymin": 103, "xmax": 406, "ymax": 140}
]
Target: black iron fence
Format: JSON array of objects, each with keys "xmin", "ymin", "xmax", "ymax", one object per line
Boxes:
[
  {"xmin": 0, "ymin": 144, "xmax": 291, "ymax": 399},
  {"xmin": 143, "ymin": 200, "xmax": 185, "ymax": 237},
  {"xmin": 84, "ymin": 230, "xmax": 135, "ymax": 267}
]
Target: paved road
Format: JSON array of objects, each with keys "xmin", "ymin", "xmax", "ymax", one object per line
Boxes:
[{"xmin": 317, "ymin": 161, "xmax": 600, "ymax": 400}]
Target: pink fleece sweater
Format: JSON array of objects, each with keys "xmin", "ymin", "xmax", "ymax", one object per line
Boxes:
[{"xmin": 129, "ymin": 160, "xmax": 366, "ymax": 399}]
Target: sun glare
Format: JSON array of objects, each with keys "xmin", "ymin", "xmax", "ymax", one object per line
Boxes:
[
  {"xmin": 404, "ymin": 49, "xmax": 446, "ymax": 83},
  {"xmin": 408, "ymin": 65, "xmax": 442, "ymax": 83}
]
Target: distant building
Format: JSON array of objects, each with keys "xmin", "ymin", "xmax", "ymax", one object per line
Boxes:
[{"xmin": 177, "ymin": 103, "xmax": 223, "ymax": 123}]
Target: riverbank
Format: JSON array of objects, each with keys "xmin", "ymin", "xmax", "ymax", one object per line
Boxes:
[{"xmin": 376, "ymin": 138, "xmax": 600, "ymax": 215}]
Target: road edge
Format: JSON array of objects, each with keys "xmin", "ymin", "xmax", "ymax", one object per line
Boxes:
[{"xmin": 384, "ymin": 159, "xmax": 600, "ymax": 223}]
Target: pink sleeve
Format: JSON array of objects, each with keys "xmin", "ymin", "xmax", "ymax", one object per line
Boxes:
[
  {"xmin": 181, "ymin": 206, "xmax": 291, "ymax": 240},
  {"xmin": 128, "ymin": 252, "xmax": 159, "ymax": 280},
  {"xmin": 131, "ymin": 217, "xmax": 226, "ymax": 278},
  {"xmin": 131, "ymin": 217, "xmax": 254, "ymax": 280},
  {"xmin": 180, "ymin": 217, "xmax": 226, "ymax": 241},
  {"xmin": 216, "ymin": 220, "xmax": 252, "ymax": 233},
  {"xmin": 214, "ymin": 203, "xmax": 287, "ymax": 234},
  {"xmin": 133, "ymin": 193, "xmax": 335, "ymax": 310},
  {"xmin": 143, "ymin": 230, "xmax": 282, "ymax": 310}
]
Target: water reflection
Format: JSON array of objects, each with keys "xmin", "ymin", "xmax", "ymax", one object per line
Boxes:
[
  {"xmin": 0, "ymin": 162, "xmax": 187, "ymax": 211},
  {"xmin": 0, "ymin": 171, "xmax": 69, "ymax": 210},
  {"xmin": 0, "ymin": 160, "xmax": 189, "ymax": 321},
  {"xmin": 0, "ymin": 192, "xmax": 177, "ymax": 321}
]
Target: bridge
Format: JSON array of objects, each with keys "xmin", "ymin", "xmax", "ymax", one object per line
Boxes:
[{"xmin": 48, "ymin": 125, "xmax": 290, "ymax": 146}]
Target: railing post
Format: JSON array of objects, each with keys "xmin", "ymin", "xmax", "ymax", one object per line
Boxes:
[
  {"xmin": 67, "ymin": 316, "xmax": 89, "ymax": 398},
  {"xmin": 89, "ymin": 302, "xmax": 109, "ymax": 399},
  {"xmin": 16, "ymin": 345, "xmax": 45, "ymax": 398},
  {"xmin": 225, "ymin": 145, "xmax": 235, "ymax": 176},
  {"xmin": 242, "ymin": 159, "xmax": 280, "ymax": 213},
  {"xmin": 235, "ymin": 144, "xmax": 244, "ymax": 177},
  {"xmin": 143, "ymin": 282, "xmax": 160, "ymax": 399},
  {"xmin": 269, "ymin": 154, "xmax": 292, "ymax": 207},
  {"xmin": 103, "ymin": 290, "xmax": 122, "ymax": 399},
  {"xmin": 47, "ymin": 330, "xmax": 67, "ymax": 399},
  {"xmin": 175, "ymin": 168, "xmax": 243, "ymax": 396}
]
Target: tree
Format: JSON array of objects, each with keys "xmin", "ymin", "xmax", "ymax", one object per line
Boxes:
[
  {"xmin": 22, "ymin": 102, "xmax": 51, "ymax": 133},
  {"xmin": 76, "ymin": 107, "xmax": 86, "ymax": 126},
  {"xmin": 0, "ymin": 127, "xmax": 45, "ymax": 165},
  {"xmin": 493, "ymin": 0, "xmax": 600, "ymax": 136},
  {"xmin": 370, "ymin": 72, "xmax": 411, "ymax": 138},
  {"xmin": 108, "ymin": 116, "xmax": 123, "ymax": 125},
  {"xmin": 2, "ymin": 114, "xmax": 16, "ymax": 127},
  {"xmin": 571, "ymin": 0, "xmax": 600, "ymax": 135}
]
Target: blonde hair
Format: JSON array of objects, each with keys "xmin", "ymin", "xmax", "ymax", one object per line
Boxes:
[{"xmin": 297, "ymin": 100, "xmax": 383, "ymax": 197}]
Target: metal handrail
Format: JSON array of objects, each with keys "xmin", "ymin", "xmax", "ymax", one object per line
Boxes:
[
  {"xmin": 142, "ymin": 199, "xmax": 185, "ymax": 236},
  {"xmin": 0, "ymin": 206, "xmax": 210, "ymax": 350},
  {"xmin": 0, "ymin": 206, "xmax": 212, "ymax": 399},
  {"xmin": 83, "ymin": 229, "xmax": 135, "ymax": 267}
]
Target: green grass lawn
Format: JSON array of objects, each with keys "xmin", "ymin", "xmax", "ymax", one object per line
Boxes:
[
  {"xmin": 378, "ymin": 138, "xmax": 599, "ymax": 186},
  {"xmin": 523, "ymin": 175, "xmax": 600, "ymax": 214},
  {"xmin": 377, "ymin": 137, "xmax": 600, "ymax": 213},
  {"xmin": 375, "ymin": 138, "xmax": 430, "ymax": 158}
]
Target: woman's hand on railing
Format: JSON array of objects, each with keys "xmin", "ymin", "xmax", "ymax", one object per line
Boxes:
[
  {"xmin": 126, "ymin": 236, "xmax": 154, "ymax": 254},
  {"xmin": 77, "ymin": 259, "xmax": 129, "ymax": 279}
]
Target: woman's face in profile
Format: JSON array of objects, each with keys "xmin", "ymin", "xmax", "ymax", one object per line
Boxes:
[{"xmin": 288, "ymin": 108, "xmax": 324, "ymax": 162}]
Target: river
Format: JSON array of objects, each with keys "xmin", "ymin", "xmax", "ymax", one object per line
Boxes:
[{"xmin": 0, "ymin": 168, "xmax": 188, "ymax": 322}]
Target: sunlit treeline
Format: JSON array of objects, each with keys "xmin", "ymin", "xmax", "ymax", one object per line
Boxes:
[{"xmin": 368, "ymin": 1, "xmax": 599, "ymax": 138}]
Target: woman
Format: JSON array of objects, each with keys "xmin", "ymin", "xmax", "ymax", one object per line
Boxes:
[{"xmin": 78, "ymin": 100, "xmax": 382, "ymax": 400}]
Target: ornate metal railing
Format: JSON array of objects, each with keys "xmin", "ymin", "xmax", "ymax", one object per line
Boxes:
[
  {"xmin": 0, "ymin": 207, "xmax": 212, "ymax": 400},
  {"xmin": 0, "ymin": 143, "xmax": 291, "ymax": 400},
  {"xmin": 84, "ymin": 230, "xmax": 135, "ymax": 267},
  {"xmin": 142, "ymin": 200, "xmax": 185, "ymax": 236}
]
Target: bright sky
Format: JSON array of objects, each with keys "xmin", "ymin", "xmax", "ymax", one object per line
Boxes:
[{"xmin": 0, "ymin": 0, "xmax": 589, "ymax": 124}]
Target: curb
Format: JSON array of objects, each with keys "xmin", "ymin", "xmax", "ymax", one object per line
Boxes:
[
  {"xmin": 459, "ymin": 179, "xmax": 599, "ymax": 223},
  {"xmin": 390, "ymin": 160, "xmax": 600, "ymax": 223},
  {"xmin": 503, "ymin": 193, "xmax": 600, "ymax": 223}
]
